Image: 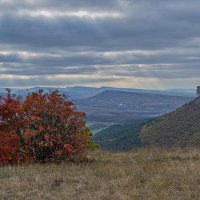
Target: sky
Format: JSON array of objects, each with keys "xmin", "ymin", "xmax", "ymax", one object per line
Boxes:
[{"xmin": 0, "ymin": 0, "xmax": 200, "ymax": 89}]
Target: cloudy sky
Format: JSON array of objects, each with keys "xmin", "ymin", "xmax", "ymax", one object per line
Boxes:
[{"xmin": 0, "ymin": 0, "xmax": 200, "ymax": 89}]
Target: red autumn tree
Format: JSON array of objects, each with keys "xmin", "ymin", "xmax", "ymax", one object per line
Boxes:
[
  {"xmin": 0, "ymin": 89, "xmax": 96, "ymax": 164},
  {"xmin": 0, "ymin": 89, "xmax": 25, "ymax": 164}
]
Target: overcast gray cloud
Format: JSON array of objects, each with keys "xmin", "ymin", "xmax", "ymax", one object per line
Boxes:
[{"xmin": 0, "ymin": 0, "xmax": 200, "ymax": 89}]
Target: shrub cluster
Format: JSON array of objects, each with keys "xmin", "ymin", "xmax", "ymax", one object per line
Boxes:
[{"xmin": 0, "ymin": 89, "xmax": 97, "ymax": 164}]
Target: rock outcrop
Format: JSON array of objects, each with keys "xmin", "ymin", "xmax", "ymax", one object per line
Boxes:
[{"xmin": 197, "ymin": 86, "xmax": 200, "ymax": 97}]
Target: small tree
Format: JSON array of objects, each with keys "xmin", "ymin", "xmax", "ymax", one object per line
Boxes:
[{"xmin": 0, "ymin": 90, "xmax": 96, "ymax": 164}]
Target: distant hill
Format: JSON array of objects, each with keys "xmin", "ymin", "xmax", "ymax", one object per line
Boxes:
[
  {"xmin": 0, "ymin": 86, "xmax": 195, "ymax": 100},
  {"xmin": 68, "ymin": 86, "xmax": 195, "ymax": 98},
  {"xmin": 140, "ymin": 96, "xmax": 200, "ymax": 147},
  {"xmin": 76, "ymin": 90, "xmax": 192, "ymax": 111},
  {"xmin": 75, "ymin": 90, "xmax": 193, "ymax": 123}
]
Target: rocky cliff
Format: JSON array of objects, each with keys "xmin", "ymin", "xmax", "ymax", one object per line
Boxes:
[{"xmin": 197, "ymin": 86, "xmax": 200, "ymax": 97}]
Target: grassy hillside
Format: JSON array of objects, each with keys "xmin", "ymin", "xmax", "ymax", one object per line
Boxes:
[
  {"xmin": 94, "ymin": 124, "xmax": 142, "ymax": 151},
  {"xmin": 1, "ymin": 148, "xmax": 200, "ymax": 200},
  {"xmin": 140, "ymin": 97, "xmax": 200, "ymax": 147},
  {"xmin": 94, "ymin": 119, "xmax": 150, "ymax": 151}
]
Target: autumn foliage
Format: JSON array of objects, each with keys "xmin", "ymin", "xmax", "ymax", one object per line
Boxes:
[{"xmin": 0, "ymin": 89, "xmax": 96, "ymax": 164}]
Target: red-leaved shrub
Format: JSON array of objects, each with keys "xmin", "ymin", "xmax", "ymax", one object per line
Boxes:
[
  {"xmin": 0, "ymin": 89, "xmax": 96, "ymax": 164},
  {"xmin": 0, "ymin": 89, "xmax": 25, "ymax": 164}
]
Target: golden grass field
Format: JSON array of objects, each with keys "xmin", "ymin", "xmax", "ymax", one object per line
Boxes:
[{"xmin": 0, "ymin": 148, "xmax": 200, "ymax": 200}]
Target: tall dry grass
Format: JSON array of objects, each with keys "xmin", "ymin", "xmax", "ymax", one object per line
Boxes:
[{"xmin": 0, "ymin": 148, "xmax": 200, "ymax": 200}]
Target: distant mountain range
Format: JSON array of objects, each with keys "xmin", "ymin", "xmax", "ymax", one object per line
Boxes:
[
  {"xmin": 0, "ymin": 86, "xmax": 196, "ymax": 100},
  {"xmin": 75, "ymin": 90, "xmax": 193, "ymax": 124},
  {"xmin": 59, "ymin": 86, "xmax": 196, "ymax": 98},
  {"xmin": 67, "ymin": 86, "xmax": 196, "ymax": 98}
]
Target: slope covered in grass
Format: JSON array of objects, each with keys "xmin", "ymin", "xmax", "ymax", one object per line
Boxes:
[
  {"xmin": 93, "ymin": 119, "xmax": 150, "ymax": 151},
  {"xmin": 94, "ymin": 124, "xmax": 142, "ymax": 151},
  {"xmin": 140, "ymin": 97, "xmax": 200, "ymax": 147},
  {"xmin": 1, "ymin": 148, "xmax": 200, "ymax": 200}
]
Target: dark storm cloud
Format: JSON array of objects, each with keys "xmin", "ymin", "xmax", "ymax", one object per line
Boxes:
[{"xmin": 0, "ymin": 0, "xmax": 200, "ymax": 88}]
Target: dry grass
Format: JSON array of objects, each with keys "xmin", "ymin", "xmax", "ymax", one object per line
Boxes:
[{"xmin": 1, "ymin": 148, "xmax": 200, "ymax": 200}]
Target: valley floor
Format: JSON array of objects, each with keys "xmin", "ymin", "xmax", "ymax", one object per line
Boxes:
[{"xmin": 0, "ymin": 148, "xmax": 200, "ymax": 200}]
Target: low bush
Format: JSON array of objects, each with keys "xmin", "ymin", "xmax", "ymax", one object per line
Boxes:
[{"xmin": 0, "ymin": 89, "xmax": 97, "ymax": 164}]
